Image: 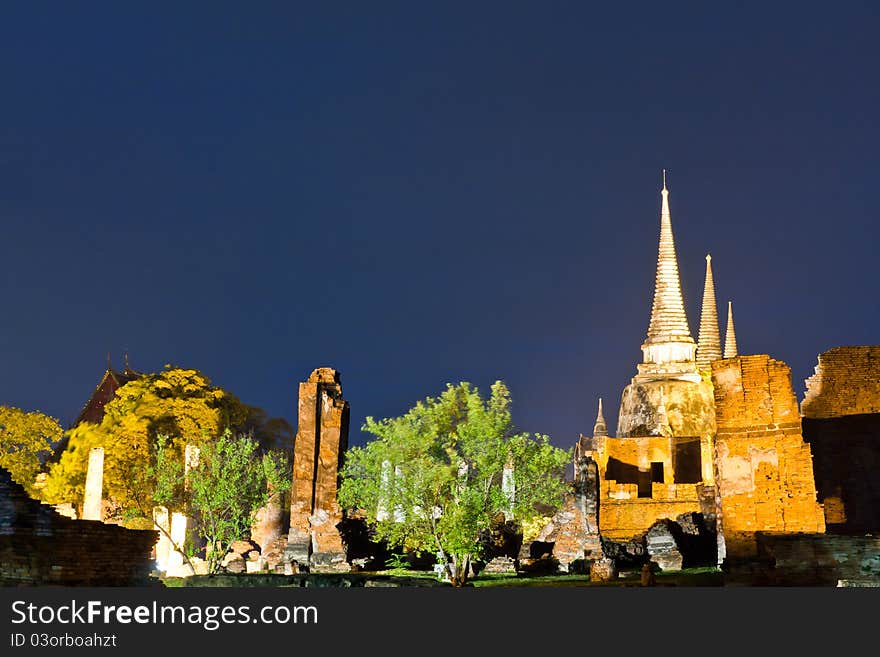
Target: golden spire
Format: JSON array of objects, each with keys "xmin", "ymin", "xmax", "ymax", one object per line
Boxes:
[
  {"xmin": 641, "ymin": 171, "xmax": 695, "ymax": 366},
  {"xmin": 724, "ymin": 300, "xmax": 738, "ymax": 358},
  {"xmin": 696, "ymin": 254, "xmax": 722, "ymax": 369},
  {"xmin": 593, "ymin": 397, "xmax": 608, "ymax": 437}
]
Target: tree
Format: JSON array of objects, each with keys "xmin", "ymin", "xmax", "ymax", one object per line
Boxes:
[
  {"xmin": 172, "ymin": 429, "xmax": 290, "ymax": 574},
  {"xmin": 41, "ymin": 366, "xmax": 279, "ymax": 516},
  {"xmin": 0, "ymin": 406, "xmax": 63, "ymax": 495},
  {"xmin": 338, "ymin": 381, "xmax": 571, "ymax": 586}
]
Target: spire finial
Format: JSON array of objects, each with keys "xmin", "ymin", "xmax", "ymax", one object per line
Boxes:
[
  {"xmin": 724, "ymin": 300, "xmax": 738, "ymax": 359},
  {"xmin": 106, "ymin": 351, "xmax": 112, "ymax": 371},
  {"xmin": 124, "ymin": 352, "xmax": 130, "ymax": 370},
  {"xmin": 593, "ymin": 397, "xmax": 608, "ymax": 437},
  {"xmin": 642, "ymin": 169, "xmax": 695, "ymax": 364},
  {"xmin": 696, "ymin": 253, "xmax": 722, "ymax": 370}
]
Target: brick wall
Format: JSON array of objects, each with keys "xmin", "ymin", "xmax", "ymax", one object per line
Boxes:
[
  {"xmin": 598, "ymin": 435, "xmax": 706, "ymax": 540},
  {"xmin": 801, "ymin": 346, "xmax": 880, "ymax": 418},
  {"xmin": 756, "ymin": 533, "xmax": 880, "ymax": 585},
  {"xmin": 800, "ymin": 346, "xmax": 880, "ymax": 534},
  {"xmin": 0, "ymin": 468, "xmax": 158, "ymax": 586},
  {"xmin": 711, "ymin": 356, "xmax": 825, "ymax": 559}
]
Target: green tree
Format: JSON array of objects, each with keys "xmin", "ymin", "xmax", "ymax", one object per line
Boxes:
[
  {"xmin": 179, "ymin": 429, "xmax": 290, "ymax": 573},
  {"xmin": 338, "ymin": 381, "xmax": 570, "ymax": 586},
  {"xmin": 0, "ymin": 406, "xmax": 63, "ymax": 495}
]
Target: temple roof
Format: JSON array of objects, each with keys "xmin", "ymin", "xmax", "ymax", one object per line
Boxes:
[
  {"xmin": 71, "ymin": 359, "xmax": 141, "ymax": 430},
  {"xmin": 47, "ymin": 356, "xmax": 143, "ymax": 462}
]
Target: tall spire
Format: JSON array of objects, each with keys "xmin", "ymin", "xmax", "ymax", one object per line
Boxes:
[
  {"xmin": 724, "ymin": 301, "xmax": 738, "ymax": 358},
  {"xmin": 640, "ymin": 170, "xmax": 696, "ymax": 369},
  {"xmin": 696, "ymin": 254, "xmax": 722, "ymax": 369},
  {"xmin": 593, "ymin": 398, "xmax": 608, "ymax": 437}
]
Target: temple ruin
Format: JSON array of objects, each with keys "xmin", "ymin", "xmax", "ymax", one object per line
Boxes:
[
  {"xmin": 711, "ymin": 355, "xmax": 826, "ymax": 559},
  {"xmin": 286, "ymin": 367, "xmax": 351, "ymax": 572},
  {"xmin": 801, "ymin": 346, "xmax": 880, "ymax": 534},
  {"xmin": 585, "ymin": 174, "xmax": 719, "ymax": 542},
  {"xmin": 566, "ymin": 174, "xmax": 880, "ymax": 580}
]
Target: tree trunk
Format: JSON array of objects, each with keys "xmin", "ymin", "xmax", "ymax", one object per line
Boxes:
[{"xmin": 449, "ymin": 553, "xmax": 471, "ymax": 587}]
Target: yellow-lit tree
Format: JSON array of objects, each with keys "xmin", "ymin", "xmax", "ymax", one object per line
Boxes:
[
  {"xmin": 0, "ymin": 406, "xmax": 63, "ymax": 495},
  {"xmin": 42, "ymin": 367, "xmax": 260, "ymax": 520}
]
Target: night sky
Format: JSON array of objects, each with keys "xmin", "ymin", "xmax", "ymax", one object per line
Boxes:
[{"xmin": 1, "ymin": 4, "xmax": 877, "ymax": 450}]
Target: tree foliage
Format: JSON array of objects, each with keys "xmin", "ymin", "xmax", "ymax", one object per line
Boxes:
[
  {"xmin": 0, "ymin": 406, "xmax": 63, "ymax": 495},
  {"xmin": 338, "ymin": 381, "xmax": 570, "ymax": 586},
  {"xmin": 175, "ymin": 429, "xmax": 290, "ymax": 573},
  {"xmin": 41, "ymin": 366, "xmax": 283, "ymax": 516}
]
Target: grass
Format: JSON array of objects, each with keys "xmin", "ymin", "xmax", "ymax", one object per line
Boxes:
[{"xmin": 158, "ymin": 566, "xmax": 726, "ymax": 587}]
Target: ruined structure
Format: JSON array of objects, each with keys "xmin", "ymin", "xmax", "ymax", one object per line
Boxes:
[
  {"xmin": 590, "ymin": 175, "xmax": 717, "ymax": 541},
  {"xmin": 0, "ymin": 467, "xmax": 157, "ymax": 585},
  {"xmin": 532, "ymin": 453, "xmax": 601, "ymax": 571},
  {"xmin": 572, "ymin": 174, "xmax": 857, "ymax": 578},
  {"xmin": 801, "ymin": 346, "xmax": 880, "ymax": 534},
  {"xmin": 287, "ymin": 367, "xmax": 351, "ymax": 572},
  {"xmin": 711, "ymin": 355, "xmax": 826, "ymax": 559}
]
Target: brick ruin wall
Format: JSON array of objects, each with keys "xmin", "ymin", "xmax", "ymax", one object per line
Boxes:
[
  {"xmin": 800, "ymin": 345, "xmax": 880, "ymax": 533},
  {"xmin": 755, "ymin": 533, "xmax": 880, "ymax": 585},
  {"xmin": 598, "ymin": 436, "xmax": 707, "ymax": 540},
  {"xmin": 801, "ymin": 346, "xmax": 880, "ymax": 418},
  {"xmin": 0, "ymin": 468, "xmax": 158, "ymax": 586},
  {"xmin": 534, "ymin": 456, "xmax": 602, "ymax": 568},
  {"xmin": 287, "ymin": 367, "xmax": 350, "ymax": 571},
  {"xmin": 711, "ymin": 355, "xmax": 826, "ymax": 559}
]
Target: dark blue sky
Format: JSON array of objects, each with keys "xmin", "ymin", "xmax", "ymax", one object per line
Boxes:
[{"xmin": 1, "ymin": 3, "xmax": 877, "ymax": 448}]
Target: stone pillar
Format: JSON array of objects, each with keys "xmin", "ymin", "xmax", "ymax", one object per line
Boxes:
[
  {"xmin": 287, "ymin": 368, "xmax": 350, "ymax": 572},
  {"xmin": 165, "ymin": 512, "xmax": 189, "ymax": 576},
  {"xmin": 153, "ymin": 506, "xmax": 171, "ymax": 572},
  {"xmin": 502, "ymin": 460, "xmax": 515, "ymax": 517},
  {"xmin": 393, "ymin": 465, "xmax": 405, "ymax": 523},
  {"xmin": 82, "ymin": 447, "xmax": 104, "ymax": 521},
  {"xmin": 376, "ymin": 460, "xmax": 392, "ymax": 521},
  {"xmin": 184, "ymin": 444, "xmax": 200, "ymax": 474},
  {"xmin": 251, "ymin": 488, "xmax": 283, "ymax": 552},
  {"xmin": 183, "ymin": 444, "xmax": 201, "ymax": 554}
]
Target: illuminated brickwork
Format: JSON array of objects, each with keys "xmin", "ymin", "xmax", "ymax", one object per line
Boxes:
[
  {"xmin": 801, "ymin": 346, "xmax": 880, "ymax": 418},
  {"xmin": 711, "ymin": 355, "xmax": 825, "ymax": 558},
  {"xmin": 801, "ymin": 346, "xmax": 880, "ymax": 533}
]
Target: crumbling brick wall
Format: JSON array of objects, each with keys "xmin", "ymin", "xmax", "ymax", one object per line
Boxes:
[
  {"xmin": 534, "ymin": 456, "xmax": 602, "ymax": 568},
  {"xmin": 711, "ymin": 355, "xmax": 825, "ymax": 559},
  {"xmin": 0, "ymin": 468, "xmax": 158, "ymax": 586},
  {"xmin": 801, "ymin": 346, "xmax": 880, "ymax": 418},
  {"xmin": 597, "ymin": 435, "xmax": 707, "ymax": 540},
  {"xmin": 755, "ymin": 533, "xmax": 880, "ymax": 585},
  {"xmin": 801, "ymin": 346, "xmax": 880, "ymax": 533},
  {"xmin": 287, "ymin": 368, "xmax": 350, "ymax": 572}
]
